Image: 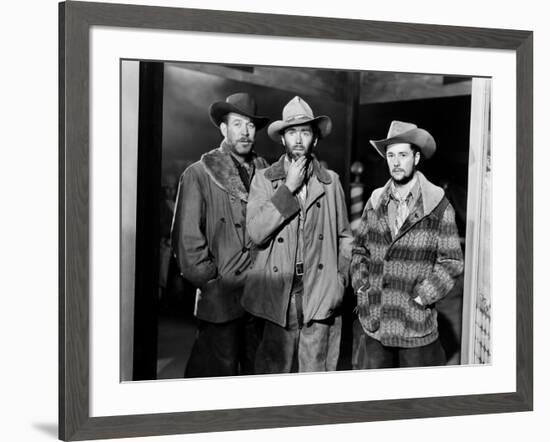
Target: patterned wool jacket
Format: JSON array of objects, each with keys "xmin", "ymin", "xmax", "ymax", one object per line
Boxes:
[{"xmin": 351, "ymin": 172, "xmax": 464, "ymax": 348}]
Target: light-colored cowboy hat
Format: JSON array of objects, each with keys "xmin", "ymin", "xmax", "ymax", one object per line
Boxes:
[
  {"xmin": 267, "ymin": 96, "xmax": 332, "ymax": 142},
  {"xmin": 209, "ymin": 92, "xmax": 269, "ymax": 130},
  {"xmin": 370, "ymin": 120, "xmax": 436, "ymax": 159}
]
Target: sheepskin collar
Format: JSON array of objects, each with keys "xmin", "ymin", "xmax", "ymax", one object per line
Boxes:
[
  {"xmin": 369, "ymin": 171, "xmax": 444, "ymax": 217},
  {"xmin": 201, "ymin": 144, "xmax": 266, "ymax": 202},
  {"xmin": 264, "ymin": 154, "xmax": 332, "ymax": 184}
]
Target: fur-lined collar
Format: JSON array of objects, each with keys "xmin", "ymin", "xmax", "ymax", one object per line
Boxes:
[
  {"xmin": 264, "ymin": 155, "xmax": 332, "ymax": 184},
  {"xmin": 369, "ymin": 171, "xmax": 444, "ymax": 217},
  {"xmin": 201, "ymin": 144, "xmax": 267, "ymax": 201}
]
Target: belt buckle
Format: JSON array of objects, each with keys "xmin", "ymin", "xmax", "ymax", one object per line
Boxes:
[{"xmin": 296, "ymin": 262, "xmax": 304, "ymax": 276}]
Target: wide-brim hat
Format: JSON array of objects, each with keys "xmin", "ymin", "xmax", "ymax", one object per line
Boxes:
[
  {"xmin": 267, "ymin": 96, "xmax": 332, "ymax": 142},
  {"xmin": 209, "ymin": 92, "xmax": 269, "ymax": 130},
  {"xmin": 370, "ymin": 120, "xmax": 436, "ymax": 159}
]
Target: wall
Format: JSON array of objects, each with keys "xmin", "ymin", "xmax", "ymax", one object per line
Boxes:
[
  {"xmin": 1, "ymin": 1, "xmax": 545, "ymax": 442},
  {"xmin": 162, "ymin": 63, "xmax": 348, "ymax": 181}
]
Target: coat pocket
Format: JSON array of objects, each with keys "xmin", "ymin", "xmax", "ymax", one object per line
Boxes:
[
  {"xmin": 200, "ymin": 274, "xmax": 222, "ymax": 297},
  {"xmin": 197, "ymin": 274, "xmax": 244, "ymax": 322}
]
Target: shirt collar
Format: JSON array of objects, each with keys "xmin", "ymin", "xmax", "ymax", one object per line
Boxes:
[{"xmin": 389, "ymin": 173, "xmax": 420, "ymax": 203}]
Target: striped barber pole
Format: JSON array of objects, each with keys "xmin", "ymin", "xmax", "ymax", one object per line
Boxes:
[{"xmin": 350, "ymin": 161, "xmax": 365, "ymax": 233}]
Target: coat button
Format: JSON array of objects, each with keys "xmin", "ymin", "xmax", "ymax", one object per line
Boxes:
[
  {"xmin": 220, "ymin": 217, "xmax": 225, "ymax": 223},
  {"xmin": 318, "ymin": 234, "xmax": 324, "ymax": 240},
  {"xmin": 277, "ymin": 237, "xmax": 284, "ymax": 243},
  {"xmin": 273, "ymin": 266, "xmax": 278, "ymax": 272},
  {"xmin": 235, "ymin": 223, "xmax": 241, "ymax": 229},
  {"xmin": 318, "ymin": 263, "xmax": 324, "ymax": 270},
  {"xmin": 242, "ymin": 247, "xmax": 248, "ymax": 253},
  {"xmin": 316, "ymin": 202, "xmax": 321, "ymax": 208},
  {"xmin": 235, "ymin": 270, "xmax": 241, "ymax": 276}
]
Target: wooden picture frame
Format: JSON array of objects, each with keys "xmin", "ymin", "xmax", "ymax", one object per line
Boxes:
[{"xmin": 59, "ymin": 1, "xmax": 533, "ymax": 440}]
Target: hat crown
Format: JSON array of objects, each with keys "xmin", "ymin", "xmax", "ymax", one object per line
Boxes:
[
  {"xmin": 267, "ymin": 96, "xmax": 332, "ymax": 141},
  {"xmin": 387, "ymin": 120, "xmax": 418, "ymax": 138},
  {"xmin": 281, "ymin": 96, "xmax": 314, "ymax": 123},
  {"xmin": 369, "ymin": 120, "xmax": 436, "ymax": 159},
  {"xmin": 225, "ymin": 92, "xmax": 258, "ymax": 116}
]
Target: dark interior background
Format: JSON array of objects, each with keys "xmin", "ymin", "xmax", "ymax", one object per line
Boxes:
[{"xmin": 162, "ymin": 65, "xmax": 349, "ymax": 185}]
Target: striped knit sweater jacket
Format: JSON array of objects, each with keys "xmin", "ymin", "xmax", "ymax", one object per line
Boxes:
[{"xmin": 351, "ymin": 172, "xmax": 464, "ymax": 348}]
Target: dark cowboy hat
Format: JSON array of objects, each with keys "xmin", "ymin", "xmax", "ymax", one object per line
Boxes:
[
  {"xmin": 370, "ymin": 120, "xmax": 436, "ymax": 159},
  {"xmin": 209, "ymin": 92, "xmax": 269, "ymax": 130},
  {"xmin": 267, "ymin": 96, "xmax": 332, "ymax": 142}
]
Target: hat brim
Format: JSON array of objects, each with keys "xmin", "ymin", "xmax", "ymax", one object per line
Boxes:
[
  {"xmin": 369, "ymin": 128, "xmax": 436, "ymax": 159},
  {"xmin": 267, "ymin": 115, "xmax": 332, "ymax": 142},
  {"xmin": 209, "ymin": 102, "xmax": 269, "ymax": 130}
]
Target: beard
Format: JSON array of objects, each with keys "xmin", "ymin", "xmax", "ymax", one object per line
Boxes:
[
  {"xmin": 391, "ymin": 167, "xmax": 415, "ymax": 185},
  {"xmin": 285, "ymin": 144, "xmax": 313, "ymax": 161}
]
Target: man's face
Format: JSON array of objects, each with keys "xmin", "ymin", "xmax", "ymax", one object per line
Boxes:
[
  {"xmin": 385, "ymin": 143, "xmax": 420, "ymax": 184},
  {"xmin": 220, "ymin": 112, "xmax": 256, "ymax": 157},
  {"xmin": 282, "ymin": 124, "xmax": 316, "ymax": 160}
]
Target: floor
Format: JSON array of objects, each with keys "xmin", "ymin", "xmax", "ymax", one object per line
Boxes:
[
  {"xmin": 156, "ymin": 284, "xmax": 197, "ymax": 379},
  {"xmin": 154, "ymin": 276, "xmax": 463, "ymax": 379}
]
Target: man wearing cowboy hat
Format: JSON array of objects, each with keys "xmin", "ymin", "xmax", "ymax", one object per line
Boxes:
[
  {"xmin": 242, "ymin": 96, "xmax": 353, "ymax": 373},
  {"xmin": 171, "ymin": 92, "xmax": 269, "ymax": 377},
  {"xmin": 350, "ymin": 121, "xmax": 464, "ymax": 368}
]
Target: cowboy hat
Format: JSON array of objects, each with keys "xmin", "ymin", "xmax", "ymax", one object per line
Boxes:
[
  {"xmin": 209, "ymin": 92, "xmax": 269, "ymax": 130},
  {"xmin": 267, "ymin": 96, "xmax": 332, "ymax": 142},
  {"xmin": 370, "ymin": 120, "xmax": 436, "ymax": 159}
]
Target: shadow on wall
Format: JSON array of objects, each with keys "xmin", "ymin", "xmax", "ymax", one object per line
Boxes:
[{"xmin": 162, "ymin": 63, "xmax": 348, "ymax": 181}]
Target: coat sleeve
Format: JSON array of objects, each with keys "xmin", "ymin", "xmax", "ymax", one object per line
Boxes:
[
  {"xmin": 334, "ymin": 175, "xmax": 353, "ymax": 286},
  {"xmin": 170, "ymin": 166, "xmax": 217, "ymax": 288},
  {"xmin": 246, "ymin": 172, "xmax": 300, "ymax": 246},
  {"xmin": 350, "ymin": 200, "xmax": 372, "ymax": 293},
  {"xmin": 413, "ymin": 203, "xmax": 464, "ymax": 305}
]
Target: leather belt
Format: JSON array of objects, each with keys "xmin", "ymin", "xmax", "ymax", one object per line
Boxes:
[{"xmin": 293, "ymin": 265, "xmax": 305, "ymax": 329}]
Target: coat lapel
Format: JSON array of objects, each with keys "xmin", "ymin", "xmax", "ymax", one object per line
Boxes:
[
  {"xmin": 372, "ymin": 182, "xmax": 393, "ymax": 245},
  {"xmin": 263, "ymin": 155, "xmax": 286, "ymax": 182},
  {"xmin": 264, "ymin": 156, "xmax": 332, "ymax": 212},
  {"xmin": 393, "ymin": 194, "xmax": 424, "ymax": 241},
  {"xmin": 201, "ymin": 146, "xmax": 264, "ymax": 202},
  {"xmin": 376, "ymin": 195, "xmax": 393, "ymax": 245},
  {"xmin": 388, "ymin": 172, "xmax": 445, "ymax": 243},
  {"xmin": 305, "ymin": 177, "xmax": 325, "ymax": 211}
]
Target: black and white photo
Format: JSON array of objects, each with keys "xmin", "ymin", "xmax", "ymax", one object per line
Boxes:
[{"xmin": 120, "ymin": 60, "xmax": 492, "ymax": 380}]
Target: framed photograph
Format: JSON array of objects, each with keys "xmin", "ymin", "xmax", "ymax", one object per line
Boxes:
[{"xmin": 59, "ymin": 1, "xmax": 532, "ymax": 440}]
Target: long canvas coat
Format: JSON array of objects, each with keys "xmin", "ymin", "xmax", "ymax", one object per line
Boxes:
[
  {"xmin": 171, "ymin": 144, "xmax": 268, "ymax": 323},
  {"xmin": 351, "ymin": 172, "xmax": 464, "ymax": 348},
  {"xmin": 242, "ymin": 156, "xmax": 353, "ymax": 327}
]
